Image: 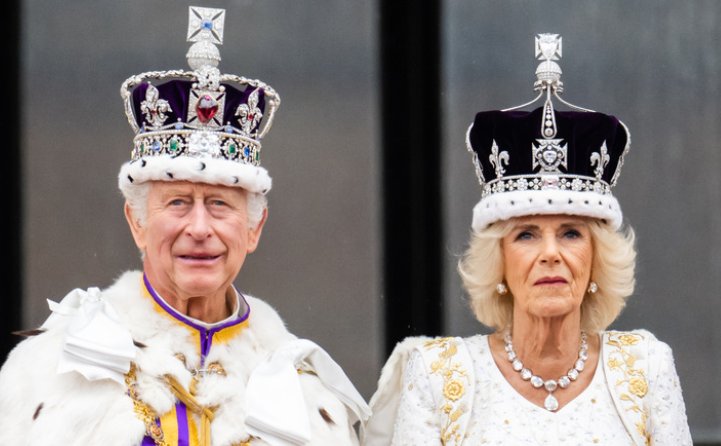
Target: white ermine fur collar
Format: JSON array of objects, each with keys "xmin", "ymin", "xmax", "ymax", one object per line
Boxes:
[{"xmin": 0, "ymin": 271, "xmax": 358, "ymax": 446}]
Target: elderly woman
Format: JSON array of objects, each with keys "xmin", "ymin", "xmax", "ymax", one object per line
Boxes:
[
  {"xmin": 364, "ymin": 35, "xmax": 691, "ymax": 445},
  {"xmin": 0, "ymin": 7, "xmax": 368, "ymax": 446}
]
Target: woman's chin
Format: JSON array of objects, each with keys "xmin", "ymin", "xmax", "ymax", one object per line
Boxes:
[{"xmin": 527, "ymin": 297, "xmax": 579, "ymax": 319}]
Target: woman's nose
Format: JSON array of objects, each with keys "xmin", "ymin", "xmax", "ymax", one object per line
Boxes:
[{"xmin": 539, "ymin": 235, "xmax": 561, "ymax": 264}]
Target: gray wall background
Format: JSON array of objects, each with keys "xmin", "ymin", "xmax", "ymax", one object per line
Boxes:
[
  {"xmin": 21, "ymin": 0, "xmax": 381, "ymax": 398},
  {"xmin": 443, "ymin": 1, "xmax": 721, "ymax": 441},
  {"xmin": 21, "ymin": 0, "xmax": 721, "ymax": 442}
]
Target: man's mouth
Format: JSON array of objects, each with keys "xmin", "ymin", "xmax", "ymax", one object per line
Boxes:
[{"xmin": 178, "ymin": 254, "xmax": 220, "ymax": 260}]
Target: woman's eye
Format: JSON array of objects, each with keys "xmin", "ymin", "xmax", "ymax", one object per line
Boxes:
[
  {"xmin": 563, "ymin": 229, "xmax": 582, "ymax": 239},
  {"xmin": 515, "ymin": 231, "xmax": 533, "ymax": 241}
]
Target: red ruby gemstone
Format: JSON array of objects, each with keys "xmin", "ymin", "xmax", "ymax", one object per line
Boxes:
[{"xmin": 196, "ymin": 95, "xmax": 218, "ymax": 123}]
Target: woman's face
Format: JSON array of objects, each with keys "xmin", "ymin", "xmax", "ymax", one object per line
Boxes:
[{"xmin": 501, "ymin": 215, "xmax": 593, "ymax": 320}]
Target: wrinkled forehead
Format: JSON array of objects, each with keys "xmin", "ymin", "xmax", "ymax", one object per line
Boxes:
[
  {"xmin": 148, "ymin": 180, "xmax": 248, "ymax": 198},
  {"xmin": 507, "ymin": 214, "xmax": 594, "ymax": 229}
]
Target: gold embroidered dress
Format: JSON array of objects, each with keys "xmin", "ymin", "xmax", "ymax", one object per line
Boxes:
[{"xmin": 386, "ymin": 332, "xmax": 691, "ymax": 445}]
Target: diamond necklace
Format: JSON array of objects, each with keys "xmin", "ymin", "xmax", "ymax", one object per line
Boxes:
[{"xmin": 503, "ymin": 331, "xmax": 588, "ymax": 412}]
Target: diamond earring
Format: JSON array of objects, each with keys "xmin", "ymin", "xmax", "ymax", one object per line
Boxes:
[
  {"xmin": 496, "ymin": 283, "xmax": 508, "ymax": 295},
  {"xmin": 588, "ymin": 281, "xmax": 598, "ymax": 294}
]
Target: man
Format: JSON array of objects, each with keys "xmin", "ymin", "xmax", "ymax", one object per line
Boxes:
[{"xmin": 0, "ymin": 6, "xmax": 368, "ymax": 445}]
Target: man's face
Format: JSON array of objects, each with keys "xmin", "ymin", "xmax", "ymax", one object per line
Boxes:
[{"xmin": 125, "ymin": 181, "xmax": 266, "ymax": 303}]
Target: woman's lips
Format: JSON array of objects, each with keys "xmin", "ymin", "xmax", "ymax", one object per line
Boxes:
[{"xmin": 534, "ymin": 277, "xmax": 568, "ymax": 285}]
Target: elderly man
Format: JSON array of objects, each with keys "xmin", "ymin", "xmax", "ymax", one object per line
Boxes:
[{"xmin": 0, "ymin": 6, "xmax": 368, "ymax": 446}]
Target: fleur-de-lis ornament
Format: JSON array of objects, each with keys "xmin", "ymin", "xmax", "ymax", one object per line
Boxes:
[
  {"xmin": 590, "ymin": 141, "xmax": 610, "ymax": 180},
  {"xmin": 236, "ymin": 88, "xmax": 263, "ymax": 135},
  {"xmin": 140, "ymin": 84, "xmax": 172, "ymax": 128},
  {"xmin": 489, "ymin": 140, "xmax": 509, "ymax": 178}
]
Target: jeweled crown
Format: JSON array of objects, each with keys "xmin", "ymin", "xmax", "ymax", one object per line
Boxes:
[
  {"xmin": 118, "ymin": 6, "xmax": 280, "ymax": 196},
  {"xmin": 465, "ymin": 34, "xmax": 630, "ymax": 231}
]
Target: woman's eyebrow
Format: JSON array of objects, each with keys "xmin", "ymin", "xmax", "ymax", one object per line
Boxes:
[
  {"xmin": 513, "ymin": 224, "xmax": 538, "ymax": 231},
  {"xmin": 559, "ymin": 220, "xmax": 587, "ymax": 228}
]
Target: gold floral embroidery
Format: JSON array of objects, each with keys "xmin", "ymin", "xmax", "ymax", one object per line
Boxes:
[
  {"xmin": 443, "ymin": 379, "xmax": 465, "ymax": 401},
  {"xmin": 629, "ymin": 377, "xmax": 648, "ymax": 397},
  {"xmin": 605, "ymin": 332, "xmax": 651, "ymax": 446},
  {"xmin": 618, "ymin": 334, "xmax": 641, "ymax": 346},
  {"xmin": 424, "ymin": 337, "xmax": 468, "ymax": 446}
]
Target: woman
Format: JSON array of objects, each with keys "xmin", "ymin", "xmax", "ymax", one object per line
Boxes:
[{"xmin": 363, "ymin": 35, "xmax": 691, "ymax": 445}]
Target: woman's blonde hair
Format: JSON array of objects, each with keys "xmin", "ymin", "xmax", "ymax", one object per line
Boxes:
[{"xmin": 458, "ymin": 218, "xmax": 636, "ymax": 333}]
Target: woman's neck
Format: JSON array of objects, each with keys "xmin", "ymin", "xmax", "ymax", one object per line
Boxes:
[{"xmin": 509, "ymin": 311, "xmax": 584, "ymax": 378}]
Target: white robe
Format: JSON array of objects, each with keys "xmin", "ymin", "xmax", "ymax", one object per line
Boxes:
[{"xmin": 0, "ymin": 271, "xmax": 366, "ymax": 446}]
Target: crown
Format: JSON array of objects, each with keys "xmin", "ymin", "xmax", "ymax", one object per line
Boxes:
[
  {"xmin": 118, "ymin": 6, "xmax": 280, "ymax": 196},
  {"xmin": 465, "ymin": 33, "xmax": 630, "ymax": 231}
]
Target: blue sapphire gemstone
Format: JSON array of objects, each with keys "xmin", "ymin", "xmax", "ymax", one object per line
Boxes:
[
  {"xmin": 244, "ymin": 147, "xmax": 250, "ymax": 157},
  {"xmin": 202, "ymin": 20, "xmax": 213, "ymax": 30},
  {"xmin": 152, "ymin": 141, "xmax": 162, "ymax": 151}
]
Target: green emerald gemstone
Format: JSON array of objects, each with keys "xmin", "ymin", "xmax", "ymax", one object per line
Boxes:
[
  {"xmin": 228, "ymin": 143, "xmax": 237, "ymax": 154},
  {"xmin": 169, "ymin": 138, "xmax": 179, "ymax": 151},
  {"xmin": 255, "ymin": 150, "xmax": 259, "ymax": 161}
]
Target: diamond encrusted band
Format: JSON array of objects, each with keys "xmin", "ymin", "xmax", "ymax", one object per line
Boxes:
[
  {"xmin": 482, "ymin": 174, "xmax": 611, "ymax": 198},
  {"xmin": 132, "ymin": 129, "xmax": 261, "ymax": 166}
]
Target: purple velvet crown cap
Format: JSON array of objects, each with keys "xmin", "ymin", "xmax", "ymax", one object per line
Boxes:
[
  {"xmin": 468, "ymin": 107, "xmax": 629, "ymax": 186},
  {"xmin": 130, "ymin": 80, "xmax": 266, "ymax": 134},
  {"xmin": 466, "ymin": 106, "xmax": 631, "ymax": 231}
]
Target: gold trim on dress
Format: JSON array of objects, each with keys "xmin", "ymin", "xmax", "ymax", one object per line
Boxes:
[
  {"xmin": 605, "ymin": 332, "xmax": 651, "ymax": 446},
  {"xmin": 423, "ymin": 337, "xmax": 469, "ymax": 446}
]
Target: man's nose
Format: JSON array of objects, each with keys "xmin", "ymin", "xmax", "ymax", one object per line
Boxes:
[{"xmin": 186, "ymin": 202, "xmax": 212, "ymax": 239}]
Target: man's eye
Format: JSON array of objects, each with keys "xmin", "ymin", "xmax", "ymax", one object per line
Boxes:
[
  {"xmin": 169, "ymin": 199, "xmax": 185, "ymax": 206},
  {"xmin": 211, "ymin": 200, "xmax": 227, "ymax": 207}
]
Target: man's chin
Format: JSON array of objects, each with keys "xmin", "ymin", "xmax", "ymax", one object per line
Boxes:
[{"xmin": 175, "ymin": 275, "xmax": 227, "ymax": 297}]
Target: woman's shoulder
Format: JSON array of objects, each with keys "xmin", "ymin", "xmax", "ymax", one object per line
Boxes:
[
  {"xmin": 600, "ymin": 328, "xmax": 677, "ymax": 384},
  {"xmin": 601, "ymin": 328, "xmax": 672, "ymax": 354}
]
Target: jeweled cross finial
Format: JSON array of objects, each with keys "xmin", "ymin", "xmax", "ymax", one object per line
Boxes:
[
  {"xmin": 186, "ymin": 6, "xmax": 225, "ymax": 70},
  {"xmin": 187, "ymin": 6, "xmax": 225, "ymax": 45},
  {"xmin": 535, "ymin": 34, "xmax": 562, "ymax": 62}
]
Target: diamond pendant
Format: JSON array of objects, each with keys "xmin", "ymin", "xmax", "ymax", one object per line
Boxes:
[{"xmin": 544, "ymin": 393, "xmax": 559, "ymax": 412}]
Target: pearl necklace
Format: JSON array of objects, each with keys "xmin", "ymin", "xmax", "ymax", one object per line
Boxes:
[{"xmin": 503, "ymin": 331, "xmax": 588, "ymax": 412}]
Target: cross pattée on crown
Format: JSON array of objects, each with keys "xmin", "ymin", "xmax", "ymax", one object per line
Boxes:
[
  {"xmin": 187, "ymin": 6, "xmax": 226, "ymax": 45},
  {"xmin": 535, "ymin": 33, "xmax": 562, "ymax": 62}
]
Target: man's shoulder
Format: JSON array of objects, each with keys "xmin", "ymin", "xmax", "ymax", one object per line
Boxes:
[{"xmin": 242, "ymin": 294, "xmax": 296, "ymax": 348}]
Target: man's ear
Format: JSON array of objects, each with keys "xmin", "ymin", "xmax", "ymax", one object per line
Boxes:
[
  {"xmin": 246, "ymin": 207, "xmax": 268, "ymax": 254},
  {"xmin": 124, "ymin": 202, "xmax": 146, "ymax": 252}
]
